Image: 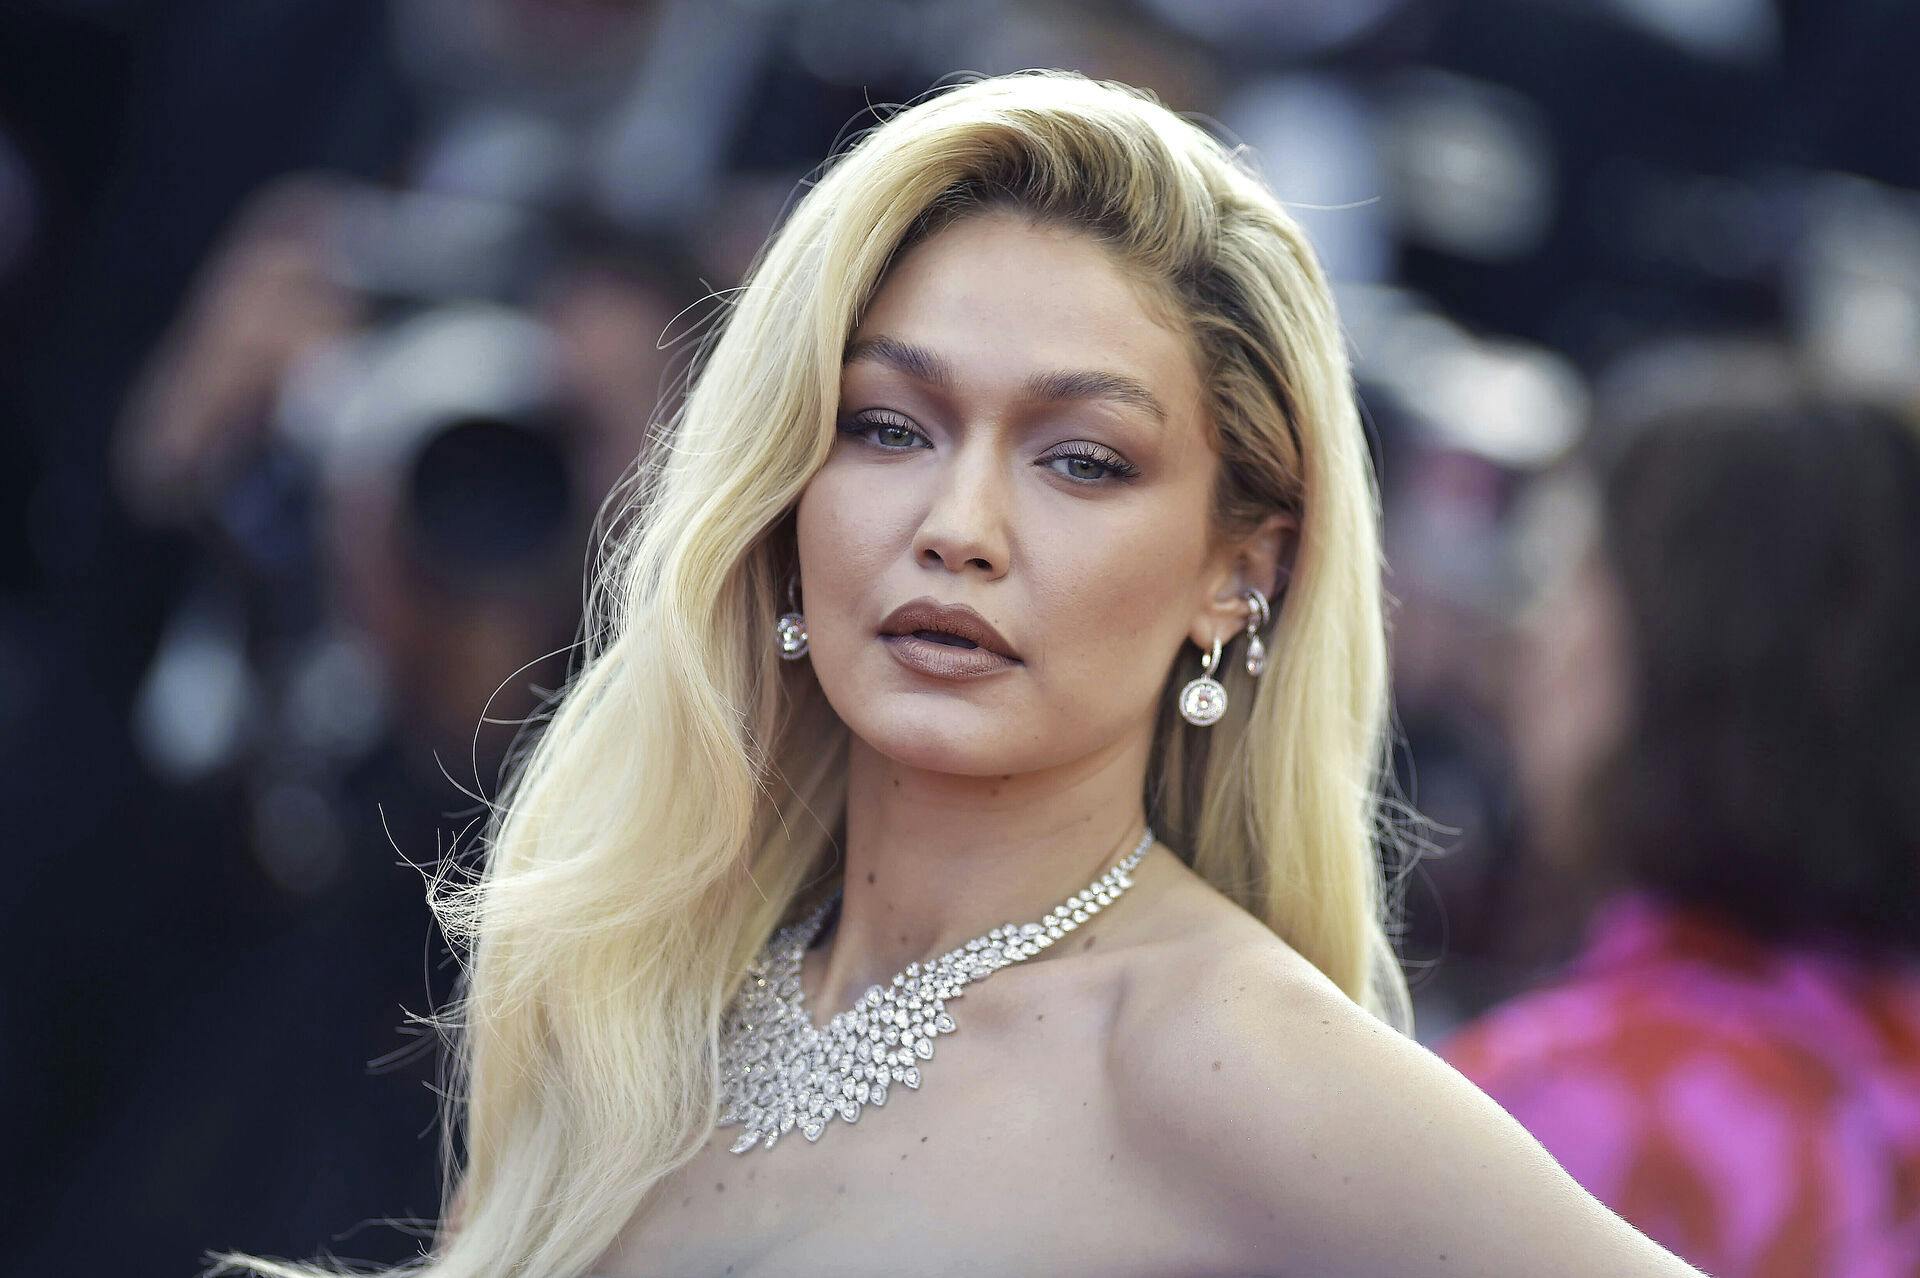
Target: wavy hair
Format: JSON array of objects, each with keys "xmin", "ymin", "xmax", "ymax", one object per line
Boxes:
[{"xmin": 208, "ymin": 68, "xmax": 1414, "ymax": 1278}]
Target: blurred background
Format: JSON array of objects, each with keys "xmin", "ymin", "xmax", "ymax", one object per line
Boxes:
[{"xmin": 2, "ymin": 0, "xmax": 1916, "ymax": 1274}]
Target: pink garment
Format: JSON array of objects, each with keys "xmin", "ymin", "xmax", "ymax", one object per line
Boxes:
[{"xmin": 1438, "ymin": 889, "xmax": 1920, "ymax": 1278}]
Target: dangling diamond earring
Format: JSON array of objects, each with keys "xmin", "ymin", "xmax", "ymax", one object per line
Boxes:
[
  {"xmin": 1179, "ymin": 634, "xmax": 1228, "ymax": 726},
  {"xmin": 1241, "ymin": 586, "xmax": 1271, "ymax": 677},
  {"xmin": 774, "ymin": 570, "xmax": 808, "ymax": 660}
]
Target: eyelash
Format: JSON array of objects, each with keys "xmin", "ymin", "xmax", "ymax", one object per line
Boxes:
[{"xmin": 838, "ymin": 412, "xmax": 1140, "ymax": 485}]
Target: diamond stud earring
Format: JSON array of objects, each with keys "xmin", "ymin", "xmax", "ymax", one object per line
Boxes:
[
  {"xmin": 774, "ymin": 570, "xmax": 808, "ymax": 660},
  {"xmin": 1179, "ymin": 634, "xmax": 1228, "ymax": 726}
]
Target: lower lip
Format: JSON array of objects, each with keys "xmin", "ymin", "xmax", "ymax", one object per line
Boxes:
[{"xmin": 879, "ymin": 634, "xmax": 1022, "ymax": 679}]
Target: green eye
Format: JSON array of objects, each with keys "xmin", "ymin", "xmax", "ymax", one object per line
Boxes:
[
  {"xmin": 1043, "ymin": 446, "xmax": 1139, "ymax": 484},
  {"xmin": 838, "ymin": 414, "xmax": 1138, "ymax": 486},
  {"xmin": 839, "ymin": 413, "xmax": 929, "ymax": 450},
  {"xmin": 1053, "ymin": 456, "xmax": 1110, "ymax": 481}
]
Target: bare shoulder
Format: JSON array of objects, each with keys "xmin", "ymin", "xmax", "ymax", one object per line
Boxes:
[{"xmin": 1106, "ymin": 861, "xmax": 1705, "ymax": 1278}]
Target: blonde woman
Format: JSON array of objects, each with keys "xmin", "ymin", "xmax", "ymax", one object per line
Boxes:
[{"xmin": 211, "ymin": 70, "xmax": 1704, "ymax": 1278}]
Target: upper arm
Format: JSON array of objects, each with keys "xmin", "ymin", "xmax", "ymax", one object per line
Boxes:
[{"xmin": 1116, "ymin": 948, "xmax": 1708, "ymax": 1278}]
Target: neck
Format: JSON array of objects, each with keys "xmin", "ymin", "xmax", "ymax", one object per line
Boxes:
[{"xmin": 810, "ymin": 731, "xmax": 1152, "ymax": 1015}]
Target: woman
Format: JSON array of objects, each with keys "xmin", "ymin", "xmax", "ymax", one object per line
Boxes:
[
  {"xmin": 1441, "ymin": 390, "xmax": 1920, "ymax": 1276},
  {"xmin": 211, "ymin": 71, "xmax": 1702, "ymax": 1277}
]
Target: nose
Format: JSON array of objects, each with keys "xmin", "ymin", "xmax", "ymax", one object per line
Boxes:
[{"xmin": 911, "ymin": 436, "xmax": 1010, "ymax": 578}]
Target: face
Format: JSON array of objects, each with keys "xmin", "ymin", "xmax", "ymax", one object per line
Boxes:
[
  {"xmin": 1508, "ymin": 536, "xmax": 1633, "ymax": 869},
  {"xmin": 794, "ymin": 210, "xmax": 1287, "ymax": 776}
]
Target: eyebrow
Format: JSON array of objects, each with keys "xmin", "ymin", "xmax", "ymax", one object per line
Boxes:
[{"xmin": 842, "ymin": 335, "xmax": 1168, "ymax": 428}]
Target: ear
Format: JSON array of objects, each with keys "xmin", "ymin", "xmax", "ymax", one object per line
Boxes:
[{"xmin": 1186, "ymin": 511, "xmax": 1299, "ymax": 652}]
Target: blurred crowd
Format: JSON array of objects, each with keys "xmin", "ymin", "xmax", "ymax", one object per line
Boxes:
[{"xmin": 2, "ymin": 0, "xmax": 1917, "ymax": 1274}]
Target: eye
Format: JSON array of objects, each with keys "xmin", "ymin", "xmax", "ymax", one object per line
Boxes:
[
  {"xmin": 1041, "ymin": 443, "xmax": 1139, "ymax": 485},
  {"xmin": 839, "ymin": 412, "xmax": 930, "ymax": 451}
]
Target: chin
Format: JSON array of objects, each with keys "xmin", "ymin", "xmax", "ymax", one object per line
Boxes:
[{"xmin": 848, "ymin": 711, "xmax": 1036, "ymax": 778}]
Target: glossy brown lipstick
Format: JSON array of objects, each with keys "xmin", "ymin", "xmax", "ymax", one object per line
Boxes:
[{"xmin": 877, "ymin": 597, "xmax": 1022, "ymax": 679}]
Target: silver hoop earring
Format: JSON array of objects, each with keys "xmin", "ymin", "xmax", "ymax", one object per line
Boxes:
[
  {"xmin": 1241, "ymin": 586, "xmax": 1271, "ymax": 677},
  {"xmin": 775, "ymin": 570, "xmax": 808, "ymax": 660},
  {"xmin": 1179, "ymin": 634, "xmax": 1228, "ymax": 726}
]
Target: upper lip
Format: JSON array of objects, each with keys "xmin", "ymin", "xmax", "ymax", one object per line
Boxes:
[{"xmin": 878, "ymin": 597, "xmax": 1021, "ymax": 661}]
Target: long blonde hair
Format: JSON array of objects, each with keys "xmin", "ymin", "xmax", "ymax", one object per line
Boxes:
[{"xmin": 208, "ymin": 68, "xmax": 1415, "ymax": 1278}]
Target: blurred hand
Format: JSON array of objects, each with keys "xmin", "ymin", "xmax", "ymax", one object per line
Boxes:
[{"xmin": 111, "ymin": 173, "xmax": 363, "ymax": 526}]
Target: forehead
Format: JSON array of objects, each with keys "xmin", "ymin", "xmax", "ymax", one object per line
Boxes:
[{"xmin": 845, "ymin": 213, "xmax": 1205, "ymax": 426}]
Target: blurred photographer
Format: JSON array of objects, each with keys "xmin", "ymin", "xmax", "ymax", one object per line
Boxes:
[{"xmin": 22, "ymin": 170, "xmax": 705, "ymax": 1271}]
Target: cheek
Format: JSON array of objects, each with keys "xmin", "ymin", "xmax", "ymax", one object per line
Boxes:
[
  {"xmin": 795, "ymin": 446, "xmax": 1216, "ymax": 749},
  {"xmin": 794, "ymin": 462, "xmax": 905, "ymax": 617},
  {"xmin": 1027, "ymin": 509, "xmax": 1208, "ymax": 699}
]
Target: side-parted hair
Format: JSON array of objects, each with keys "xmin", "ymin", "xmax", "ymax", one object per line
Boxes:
[{"xmin": 209, "ymin": 69, "xmax": 1414, "ymax": 1278}]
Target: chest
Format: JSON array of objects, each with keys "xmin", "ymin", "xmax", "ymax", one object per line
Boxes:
[{"xmin": 591, "ymin": 971, "xmax": 1242, "ymax": 1276}]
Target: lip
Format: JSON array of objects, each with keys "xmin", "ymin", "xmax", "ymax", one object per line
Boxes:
[
  {"xmin": 880, "ymin": 633, "xmax": 1022, "ymax": 679},
  {"xmin": 879, "ymin": 594, "xmax": 1021, "ymax": 656}
]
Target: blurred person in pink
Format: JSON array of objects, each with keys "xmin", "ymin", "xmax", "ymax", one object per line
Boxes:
[{"xmin": 1440, "ymin": 388, "xmax": 1920, "ymax": 1277}]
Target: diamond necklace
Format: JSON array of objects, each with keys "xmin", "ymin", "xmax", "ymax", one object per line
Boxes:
[{"xmin": 717, "ymin": 826, "xmax": 1155, "ymax": 1154}]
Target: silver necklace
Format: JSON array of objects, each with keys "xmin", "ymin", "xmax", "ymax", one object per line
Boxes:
[{"xmin": 717, "ymin": 826, "xmax": 1155, "ymax": 1154}]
